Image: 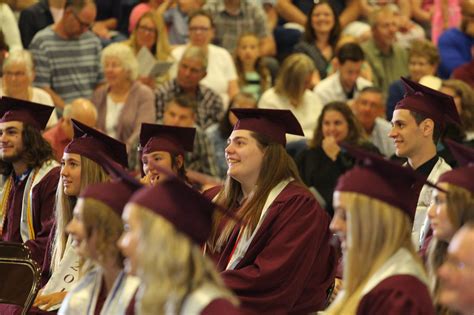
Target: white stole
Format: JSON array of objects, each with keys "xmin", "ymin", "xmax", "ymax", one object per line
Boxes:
[
  {"xmin": 178, "ymin": 284, "xmax": 231, "ymax": 315},
  {"xmin": 39, "ymin": 236, "xmax": 81, "ymax": 311},
  {"xmin": 58, "ymin": 268, "xmax": 140, "ymax": 315},
  {"xmin": 225, "ymin": 179, "xmax": 292, "ymax": 270}
]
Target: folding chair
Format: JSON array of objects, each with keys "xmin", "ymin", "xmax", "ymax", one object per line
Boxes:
[{"xmin": 0, "ymin": 242, "xmax": 41, "ymax": 315}]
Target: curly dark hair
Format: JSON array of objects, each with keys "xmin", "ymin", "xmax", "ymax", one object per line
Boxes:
[{"xmin": 0, "ymin": 124, "xmax": 55, "ymax": 176}]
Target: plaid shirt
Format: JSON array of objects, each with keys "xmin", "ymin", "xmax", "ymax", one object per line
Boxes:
[
  {"xmin": 203, "ymin": 0, "xmax": 269, "ymax": 52},
  {"xmin": 186, "ymin": 126, "xmax": 219, "ymax": 177},
  {"xmin": 155, "ymin": 79, "xmax": 224, "ymax": 130}
]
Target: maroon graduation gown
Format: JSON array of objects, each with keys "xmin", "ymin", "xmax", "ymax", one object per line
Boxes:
[
  {"xmin": 206, "ymin": 182, "xmax": 337, "ymax": 315},
  {"xmin": 357, "ymin": 275, "xmax": 436, "ymax": 315},
  {"xmin": 1, "ymin": 167, "xmax": 60, "ymax": 266},
  {"xmin": 201, "ymin": 298, "xmax": 242, "ymax": 315}
]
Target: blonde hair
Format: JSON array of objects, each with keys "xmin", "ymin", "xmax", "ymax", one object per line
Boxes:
[
  {"xmin": 50, "ymin": 156, "xmax": 109, "ymax": 273},
  {"xmin": 132, "ymin": 205, "xmax": 237, "ymax": 315},
  {"xmin": 326, "ymin": 192, "xmax": 422, "ymax": 314},
  {"xmin": 274, "ymin": 53, "xmax": 315, "ymax": 106},
  {"xmin": 427, "ymin": 183, "xmax": 474, "ymax": 315}
]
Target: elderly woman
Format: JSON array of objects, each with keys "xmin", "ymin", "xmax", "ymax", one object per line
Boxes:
[
  {"xmin": 91, "ymin": 42, "xmax": 155, "ymax": 153},
  {"xmin": 124, "ymin": 11, "xmax": 173, "ymax": 88},
  {"xmin": 1, "ymin": 49, "xmax": 57, "ymax": 128}
]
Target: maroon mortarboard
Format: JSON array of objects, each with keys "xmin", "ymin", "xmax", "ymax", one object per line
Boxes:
[
  {"xmin": 139, "ymin": 123, "xmax": 196, "ymax": 155},
  {"xmin": 0, "ymin": 96, "xmax": 53, "ymax": 130},
  {"xmin": 395, "ymin": 77, "xmax": 461, "ymax": 129},
  {"xmin": 80, "ymin": 156, "xmax": 142, "ymax": 215},
  {"xmin": 64, "ymin": 119, "xmax": 128, "ymax": 168},
  {"xmin": 231, "ymin": 108, "xmax": 304, "ymax": 146},
  {"xmin": 438, "ymin": 139, "xmax": 474, "ymax": 194},
  {"xmin": 336, "ymin": 144, "xmax": 438, "ymax": 220},
  {"xmin": 444, "ymin": 139, "xmax": 474, "ymax": 167}
]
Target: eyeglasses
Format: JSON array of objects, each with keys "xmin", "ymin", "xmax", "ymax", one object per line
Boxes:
[
  {"xmin": 3, "ymin": 71, "xmax": 27, "ymax": 77},
  {"xmin": 189, "ymin": 26, "xmax": 211, "ymax": 33},
  {"xmin": 137, "ymin": 25, "xmax": 157, "ymax": 35},
  {"xmin": 72, "ymin": 10, "xmax": 93, "ymax": 30}
]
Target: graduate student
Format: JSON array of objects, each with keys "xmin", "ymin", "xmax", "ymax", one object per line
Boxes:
[
  {"xmin": 139, "ymin": 123, "xmax": 195, "ymax": 186},
  {"xmin": 34, "ymin": 120, "xmax": 129, "ymax": 313},
  {"xmin": 58, "ymin": 160, "xmax": 140, "ymax": 315},
  {"xmin": 119, "ymin": 171, "xmax": 240, "ymax": 314},
  {"xmin": 327, "ymin": 146, "xmax": 436, "ymax": 314},
  {"xmin": 205, "ymin": 108, "xmax": 336, "ymax": 314}
]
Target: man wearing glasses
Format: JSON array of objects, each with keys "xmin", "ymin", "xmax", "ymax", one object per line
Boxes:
[{"xmin": 29, "ymin": 0, "xmax": 103, "ymax": 112}]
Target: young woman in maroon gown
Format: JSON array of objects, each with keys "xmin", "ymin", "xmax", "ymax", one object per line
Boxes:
[
  {"xmin": 205, "ymin": 108, "xmax": 336, "ymax": 314},
  {"xmin": 327, "ymin": 146, "xmax": 436, "ymax": 315}
]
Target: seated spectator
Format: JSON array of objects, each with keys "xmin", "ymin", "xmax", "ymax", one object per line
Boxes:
[
  {"xmin": 162, "ymin": 95, "xmax": 219, "ymax": 179},
  {"xmin": 361, "ymin": 6, "xmax": 409, "ymax": 97},
  {"xmin": 204, "ymin": 0, "xmax": 276, "ymax": 56},
  {"xmin": 315, "ymin": 42, "xmax": 372, "ymax": 106},
  {"xmin": 258, "ymin": 53, "xmax": 323, "ymax": 144},
  {"xmin": 19, "ymin": 0, "xmax": 65, "ymax": 49},
  {"xmin": 171, "ymin": 10, "xmax": 239, "ymax": 106},
  {"xmin": 91, "ymin": 43, "xmax": 155, "ymax": 153},
  {"xmin": 295, "ymin": 101, "xmax": 379, "ymax": 216},
  {"xmin": 29, "ymin": 0, "xmax": 103, "ymax": 109},
  {"xmin": 234, "ymin": 33, "xmax": 272, "ymax": 101},
  {"xmin": 1, "ymin": 50, "xmax": 58, "ymax": 128},
  {"xmin": 0, "ymin": 2, "xmax": 22, "ymax": 51},
  {"xmin": 124, "ymin": 11, "xmax": 173, "ymax": 88},
  {"xmin": 451, "ymin": 46, "xmax": 474, "ymax": 88},
  {"xmin": 128, "ymin": 0, "xmax": 162, "ymax": 33},
  {"xmin": 438, "ymin": 222, "xmax": 474, "ymax": 315},
  {"xmin": 294, "ymin": 0, "xmax": 341, "ymax": 80},
  {"xmin": 206, "ymin": 92, "xmax": 257, "ymax": 179},
  {"xmin": 155, "ymin": 45, "xmax": 224, "ymax": 130},
  {"xmin": 438, "ymin": 0, "xmax": 474, "ymax": 79},
  {"xmin": 352, "ymin": 86, "xmax": 395, "ymax": 157},
  {"xmin": 387, "ymin": 39, "xmax": 440, "ymax": 120},
  {"xmin": 157, "ymin": 0, "xmax": 204, "ymax": 45},
  {"xmin": 43, "ymin": 98, "xmax": 98, "ymax": 161},
  {"xmin": 426, "ymin": 141, "xmax": 474, "ymax": 315}
]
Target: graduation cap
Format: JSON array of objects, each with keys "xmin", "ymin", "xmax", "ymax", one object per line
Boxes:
[
  {"xmin": 139, "ymin": 123, "xmax": 196, "ymax": 155},
  {"xmin": 231, "ymin": 108, "xmax": 304, "ymax": 146},
  {"xmin": 64, "ymin": 119, "xmax": 128, "ymax": 168},
  {"xmin": 335, "ymin": 144, "xmax": 439, "ymax": 220},
  {"xmin": 438, "ymin": 139, "xmax": 474, "ymax": 194},
  {"xmin": 0, "ymin": 96, "xmax": 53, "ymax": 130},
  {"xmin": 80, "ymin": 156, "xmax": 142, "ymax": 215},
  {"xmin": 395, "ymin": 77, "xmax": 461, "ymax": 129}
]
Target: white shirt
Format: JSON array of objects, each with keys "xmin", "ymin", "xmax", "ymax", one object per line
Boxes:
[
  {"xmin": 314, "ymin": 71, "xmax": 372, "ymax": 106},
  {"xmin": 368, "ymin": 117, "xmax": 395, "ymax": 157},
  {"xmin": 258, "ymin": 87, "xmax": 323, "ymax": 143},
  {"xmin": 105, "ymin": 95, "xmax": 125, "ymax": 139},
  {"xmin": 0, "ymin": 4, "xmax": 23, "ymax": 52}
]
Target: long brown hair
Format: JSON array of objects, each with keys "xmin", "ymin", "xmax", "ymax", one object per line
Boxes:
[{"xmin": 207, "ymin": 132, "xmax": 305, "ymax": 252}]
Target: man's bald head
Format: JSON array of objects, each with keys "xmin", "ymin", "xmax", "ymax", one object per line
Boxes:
[{"xmin": 62, "ymin": 98, "xmax": 98, "ymax": 138}]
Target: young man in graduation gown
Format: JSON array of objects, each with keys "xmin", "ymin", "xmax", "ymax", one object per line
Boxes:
[
  {"xmin": 389, "ymin": 77, "xmax": 461, "ymax": 249},
  {"xmin": 0, "ymin": 96, "xmax": 60, "ymax": 266},
  {"xmin": 205, "ymin": 108, "xmax": 336, "ymax": 314}
]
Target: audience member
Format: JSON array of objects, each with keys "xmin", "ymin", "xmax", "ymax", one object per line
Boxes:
[
  {"xmin": 1, "ymin": 50, "xmax": 58, "ymax": 128},
  {"xmin": 155, "ymin": 46, "xmax": 224, "ymax": 130},
  {"xmin": 451, "ymin": 46, "xmax": 474, "ymax": 87},
  {"xmin": 296, "ymin": 101, "xmax": 379, "ymax": 216},
  {"xmin": 387, "ymin": 39, "xmax": 440, "ymax": 120},
  {"xmin": 315, "ymin": 42, "xmax": 372, "ymax": 106},
  {"xmin": 438, "ymin": 0, "xmax": 474, "ymax": 79},
  {"xmin": 438, "ymin": 222, "xmax": 474, "ymax": 315},
  {"xmin": 91, "ymin": 42, "xmax": 155, "ymax": 153},
  {"xmin": 206, "ymin": 92, "xmax": 257, "ymax": 179},
  {"xmin": 43, "ymin": 98, "xmax": 98, "ymax": 161},
  {"xmin": 234, "ymin": 33, "xmax": 272, "ymax": 101},
  {"xmin": 204, "ymin": 0, "xmax": 276, "ymax": 56},
  {"xmin": 128, "ymin": 0, "xmax": 162, "ymax": 33},
  {"xmin": 327, "ymin": 147, "xmax": 435, "ymax": 314},
  {"xmin": 120, "ymin": 172, "xmax": 240, "ymax": 314},
  {"xmin": 19, "ymin": 0, "xmax": 65, "ymax": 48},
  {"xmin": 0, "ymin": 2, "xmax": 23, "ymax": 52},
  {"xmin": 29, "ymin": 0, "xmax": 103, "ymax": 110},
  {"xmin": 162, "ymin": 95, "xmax": 219, "ymax": 178},
  {"xmin": 205, "ymin": 108, "xmax": 336, "ymax": 314},
  {"xmin": 294, "ymin": 0, "xmax": 341, "ymax": 80},
  {"xmin": 171, "ymin": 10, "xmax": 239, "ymax": 106},
  {"xmin": 361, "ymin": 7, "xmax": 409, "ymax": 97},
  {"xmin": 158, "ymin": 0, "xmax": 204, "ymax": 45},
  {"xmin": 93, "ymin": 0, "xmax": 128, "ymax": 46},
  {"xmin": 389, "ymin": 77, "xmax": 460, "ymax": 249},
  {"xmin": 258, "ymin": 53, "xmax": 323, "ymax": 144}
]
